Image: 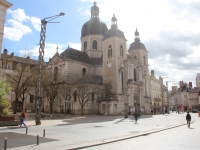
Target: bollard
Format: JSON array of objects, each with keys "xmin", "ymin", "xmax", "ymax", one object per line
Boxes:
[
  {"xmin": 4, "ymin": 137, "xmax": 7, "ymax": 150},
  {"xmin": 37, "ymin": 135, "xmax": 39, "ymax": 145},
  {"xmin": 26, "ymin": 127, "xmax": 28, "ymax": 134},
  {"xmin": 43, "ymin": 129, "xmax": 45, "ymax": 137}
]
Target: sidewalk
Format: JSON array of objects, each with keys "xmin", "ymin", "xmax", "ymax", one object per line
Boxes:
[{"xmin": 0, "ymin": 113, "xmax": 197, "ymax": 150}]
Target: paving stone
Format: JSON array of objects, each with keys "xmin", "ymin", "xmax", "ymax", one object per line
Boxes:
[{"xmin": 0, "ymin": 112, "xmax": 198, "ymax": 150}]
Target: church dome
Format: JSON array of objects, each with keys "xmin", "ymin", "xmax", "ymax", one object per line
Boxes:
[
  {"xmin": 129, "ymin": 39, "xmax": 146, "ymax": 51},
  {"xmin": 128, "ymin": 29, "xmax": 146, "ymax": 51},
  {"xmin": 103, "ymin": 14, "xmax": 126, "ymax": 40},
  {"xmin": 103, "ymin": 27, "xmax": 126, "ymax": 40},
  {"xmin": 81, "ymin": 2, "xmax": 108, "ymax": 38},
  {"xmin": 81, "ymin": 19, "xmax": 108, "ymax": 37}
]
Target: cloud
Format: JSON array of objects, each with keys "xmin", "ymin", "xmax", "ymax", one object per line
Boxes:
[
  {"xmin": 67, "ymin": 42, "xmax": 81, "ymax": 50},
  {"xmin": 4, "ymin": 8, "xmax": 41, "ymax": 41},
  {"xmin": 7, "ymin": 8, "xmax": 30, "ymax": 22},
  {"xmin": 30, "ymin": 17, "xmax": 41, "ymax": 31},
  {"xmin": 77, "ymin": 0, "xmax": 200, "ymax": 87},
  {"xmin": 19, "ymin": 42, "xmax": 81, "ymax": 62},
  {"xmin": 4, "ymin": 19, "xmax": 32, "ymax": 41}
]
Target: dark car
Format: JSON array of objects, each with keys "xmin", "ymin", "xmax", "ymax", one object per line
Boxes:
[{"xmin": 191, "ymin": 109, "xmax": 199, "ymax": 113}]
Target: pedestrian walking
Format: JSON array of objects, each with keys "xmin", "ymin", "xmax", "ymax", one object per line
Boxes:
[
  {"xmin": 41, "ymin": 112, "xmax": 46, "ymax": 119},
  {"xmin": 19, "ymin": 110, "xmax": 26, "ymax": 127},
  {"xmin": 134, "ymin": 111, "xmax": 139, "ymax": 123},
  {"xmin": 186, "ymin": 111, "xmax": 191, "ymax": 128}
]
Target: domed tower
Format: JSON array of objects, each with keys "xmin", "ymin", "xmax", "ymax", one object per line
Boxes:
[
  {"xmin": 81, "ymin": 1, "xmax": 108, "ymax": 58},
  {"xmin": 128, "ymin": 29, "xmax": 150, "ymax": 108},
  {"xmin": 102, "ymin": 14, "xmax": 127, "ymax": 95},
  {"xmin": 128, "ymin": 28, "xmax": 148, "ymax": 67}
]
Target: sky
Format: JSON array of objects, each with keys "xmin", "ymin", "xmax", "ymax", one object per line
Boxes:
[{"xmin": 3, "ymin": 0, "xmax": 200, "ymax": 89}]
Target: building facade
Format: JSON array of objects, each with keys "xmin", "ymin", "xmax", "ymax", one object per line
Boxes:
[
  {"xmin": 1, "ymin": 2, "xmax": 168, "ymax": 115},
  {"xmin": 0, "ymin": 0, "xmax": 12, "ymax": 58}
]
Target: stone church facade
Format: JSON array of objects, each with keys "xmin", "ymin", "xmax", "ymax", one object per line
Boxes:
[
  {"xmin": 47, "ymin": 2, "xmax": 152, "ymax": 115},
  {"xmin": 1, "ymin": 2, "xmax": 169, "ymax": 115}
]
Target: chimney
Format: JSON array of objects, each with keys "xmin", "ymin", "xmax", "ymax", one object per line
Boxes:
[
  {"xmin": 172, "ymin": 86, "xmax": 177, "ymax": 93},
  {"xmin": 189, "ymin": 82, "xmax": 192, "ymax": 88},
  {"xmin": 179, "ymin": 81, "xmax": 181, "ymax": 87},
  {"xmin": 3, "ymin": 49, "xmax": 8, "ymax": 56},
  {"xmin": 151, "ymin": 70, "xmax": 154, "ymax": 76},
  {"xmin": 11, "ymin": 52, "xmax": 14, "ymax": 57}
]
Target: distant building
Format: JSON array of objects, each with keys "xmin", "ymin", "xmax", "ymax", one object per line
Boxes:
[
  {"xmin": 169, "ymin": 81, "xmax": 200, "ymax": 112},
  {"xmin": 0, "ymin": 0, "xmax": 12, "ymax": 58},
  {"xmin": 196, "ymin": 73, "xmax": 200, "ymax": 87}
]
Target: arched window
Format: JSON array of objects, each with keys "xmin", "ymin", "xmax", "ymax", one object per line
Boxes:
[
  {"xmin": 143, "ymin": 56, "xmax": 146, "ymax": 65},
  {"xmin": 120, "ymin": 45, "xmax": 123, "ymax": 57},
  {"xmin": 121, "ymin": 71, "xmax": 124, "ymax": 92},
  {"xmin": 134, "ymin": 68, "xmax": 136, "ymax": 82},
  {"xmin": 92, "ymin": 92, "xmax": 94, "ymax": 101},
  {"xmin": 92, "ymin": 40, "xmax": 97, "ymax": 50},
  {"xmin": 73, "ymin": 91, "xmax": 77, "ymax": 102},
  {"xmin": 54, "ymin": 67, "xmax": 58, "ymax": 81},
  {"xmin": 84, "ymin": 41, "xmax": 87, "ymax": 51},
  {"xmin": 82, "ymin": 67, "xmax": 87, "ymax": 76},
  {"xmin": 108, "ymin": 45, "xmax": 112, "ymax": 58}
]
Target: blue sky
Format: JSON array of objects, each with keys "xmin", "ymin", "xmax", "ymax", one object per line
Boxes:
[{"xmin": 3, "ymin": 0, "xmax": 200, "ymax": 88}]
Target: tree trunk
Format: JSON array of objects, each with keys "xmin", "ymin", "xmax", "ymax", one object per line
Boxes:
[
  {"xmin": 81, "ymin": 106, "xmax": 84, "ymax": 116},
  {"xmin": 50, "ymin": 103, "xmax": 53, "ymax": 117},
  {"xmin": 13, "ymin": 98, "xmax": 17, "ymax": 114}
]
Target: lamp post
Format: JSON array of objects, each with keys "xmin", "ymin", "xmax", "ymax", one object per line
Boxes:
[
  {"xmin": 35, "ymin": 13, "xmax": 65, "ymax": 125},
  {"xmin": 161, "ymin": 77, "xmax": 170, "ymax": 114},
  {"xmin": 166, "ymin": 81, "xmax": 173, "ymax": 114}
]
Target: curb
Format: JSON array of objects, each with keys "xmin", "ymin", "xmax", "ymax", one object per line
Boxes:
[{"xmin": 67, "ymin": 122, "xmax": 192, "ymax": 150}]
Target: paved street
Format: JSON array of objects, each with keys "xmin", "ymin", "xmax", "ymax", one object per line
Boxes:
[
  {"xmin": 82, "ymin": 114, "xmax": 200, "ymax": 150},
  {"xmin": 0, "ymin": 112, "xmax": 199, "ymax": 150}
]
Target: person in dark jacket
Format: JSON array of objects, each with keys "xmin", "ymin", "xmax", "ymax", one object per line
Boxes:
[
  {"xmin": 19, "ymin": 110, "xmax": 26, "ymax": 127},
  {"xmin": 134, "ymin": 111, "xmax": 139, "ymax": 123},
  {"xmin": 186, "ymin": 111, "xmax": 191, "ymax": 127}
]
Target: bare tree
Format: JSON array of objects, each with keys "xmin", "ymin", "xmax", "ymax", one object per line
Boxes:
[
  {"xmin": 74, "ymin": 75, "xmax": 103, "ymax": 116},
  {"xmin": 43, "ymin": 70, "xmax": 61, "ymax": 116},
  {"xmin": 5, "ymin": 62, "xmax": 36, "ymax": 114}
]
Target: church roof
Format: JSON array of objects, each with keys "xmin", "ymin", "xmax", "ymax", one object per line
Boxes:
[
  {"xmin": 81, "ymin": 18, "xmax": 108, "ymax": 38},
  {"xmin": 60, "ymin": 47, "xmax": 93, "ymax": 65},
  {"xmin": 89, "ymin": 56, "xmax": 102, "ymax": 66},
  {"xmin": 103, "ymin": 27, "xmax": 126, "ymax": 40},
  {"xmin": 81, "ymin": 2, "xmax": 108, "ymax": 38},
  {"xmin": 60, "ymin": 47, "xmax": 103, "ymax": 65},
  {"xmin": 128, "ymin": 38, "xmax": 147, "ymax": 51}
]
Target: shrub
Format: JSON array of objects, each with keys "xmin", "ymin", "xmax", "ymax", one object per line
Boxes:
[{"xmin": 0, "ymin": 78, "xmax": 11, "ymax": 116}]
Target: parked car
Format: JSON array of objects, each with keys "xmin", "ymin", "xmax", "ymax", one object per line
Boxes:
[{"xmin": 191, "ymin": 109, "xmax": 199, "ymax": 113}]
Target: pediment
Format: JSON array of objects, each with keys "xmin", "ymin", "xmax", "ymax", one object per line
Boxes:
[{"xmin": 49, "ymin": 54, "xmax": 63, "ymax": 65}]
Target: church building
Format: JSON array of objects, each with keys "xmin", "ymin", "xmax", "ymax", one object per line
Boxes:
[{"xmin": 46, "ymin": 1, "xmax": 151, "ymax": 115}]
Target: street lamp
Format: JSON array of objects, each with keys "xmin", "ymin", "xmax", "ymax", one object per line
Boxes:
[
  {"xmin": 166, "ymin": 80, "xmax": 173, "ymax": 114},
  {"xmin": 161, "ymin": 77, "xmax": 170, "ymax": 114},
  {"xmin": 35, "ymin": 13, "xmax": 65, "ymax": 125}
]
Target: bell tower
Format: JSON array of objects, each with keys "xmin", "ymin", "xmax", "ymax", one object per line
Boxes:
[
  {"xmin": 102, "ymin": 14, "xmax": 127, "ymax": 94},
  {"xmin": 81, "ymin": 1, "xmax": 108, "ymax": 58}
]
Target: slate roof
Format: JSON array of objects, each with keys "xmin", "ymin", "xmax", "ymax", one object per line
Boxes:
[
  {"xmin": 60, "ymin": 47, "xmax": 102, "ymax": 65},
  {"xmin": 103, "ymin": 25, "xmax": 126, "ymax": 40},
  {"xmin": 89, "ymin": 56, "xmax": 102, "ymax": 66},
  {"xmin": 81, "ymin": 18, "xmax": 108, "ymax": 38},
  {"xmin": 128, "ymin": 38, "xmax": 147, "ymax": 51}
]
